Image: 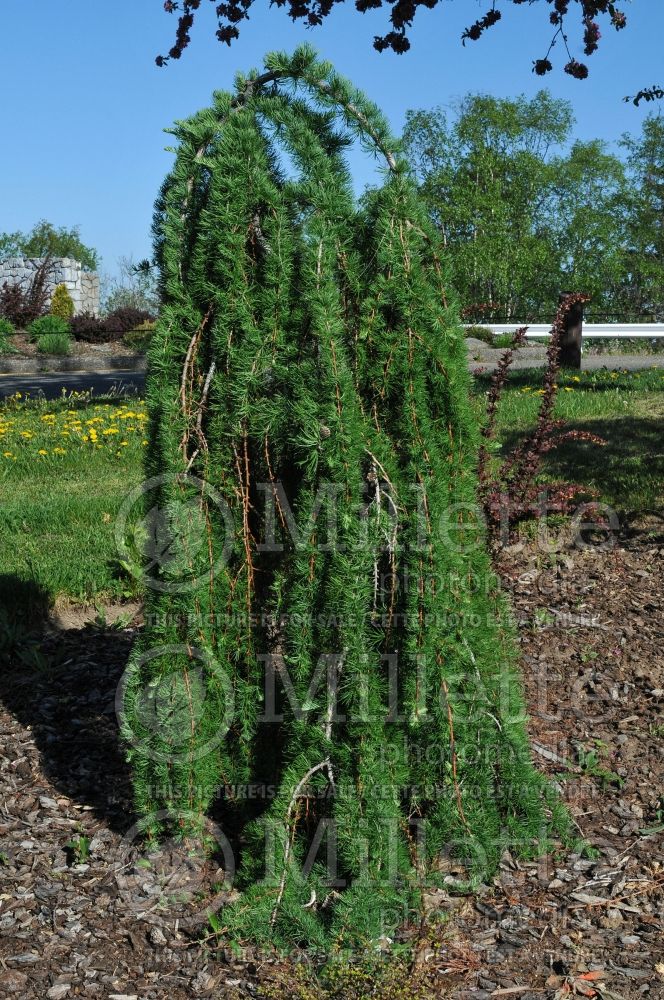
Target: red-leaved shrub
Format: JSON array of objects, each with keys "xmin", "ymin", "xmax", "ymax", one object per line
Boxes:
[
  {"xmin": 70, "ymin": 307, "xmax": 154, "ymax": 343},
  {"xmin": 478, "ymin": 293, "xmax": 606, "ymax": 537},
  {"xmin": 0, "ymin": 259, "xmax": 50, "ymax": 329}
]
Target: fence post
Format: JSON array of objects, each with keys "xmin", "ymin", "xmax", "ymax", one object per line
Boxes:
[{"xmin": 558, "ymin": 292, "xmax": 584, "ymax": 369}]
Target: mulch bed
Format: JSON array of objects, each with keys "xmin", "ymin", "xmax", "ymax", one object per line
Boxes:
[
  {"xmin": 1, "ymin": 518, "xmax": 662, "ymax": 999},
  {"xmin": 3, "ymin": 333, "xmax": 141, "ymax": 361}
]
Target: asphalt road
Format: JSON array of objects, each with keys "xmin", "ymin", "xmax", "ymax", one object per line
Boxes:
[
  {"xmin": 0, "ymin": 370, "xmax": 146, "ymax": 400},
  {"xmin": 1, "ymin": 353, "xmax": 663, "ymax": 401}
]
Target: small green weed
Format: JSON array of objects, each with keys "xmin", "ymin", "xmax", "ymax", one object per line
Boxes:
[
  {"xmin": 574, "ymin": 740, "xmax": 624, "ymax": 789},
  {"xmin": 65, "ymin": 834, "xmax": 91, "ymax": 865},
  {"xmin": 0, "ymin": 606, "xmax": 49, "ymax": 671}
]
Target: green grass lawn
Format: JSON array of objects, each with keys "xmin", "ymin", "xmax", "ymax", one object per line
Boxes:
[
  {"xmin": 477, "ymin": 366, "xmax": 664, "ymax": 513},
  {"xmin": 1, "ymin": 366, "xmax": 663, "ymax": 610},
  {"xmin": 0, "ymin": 392, "xmax": 148, "ymax": 606}
]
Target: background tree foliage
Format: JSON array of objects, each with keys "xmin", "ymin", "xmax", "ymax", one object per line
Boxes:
[
  {"xmin": 618, "ymin": 115, "xmax": 664, "ymax": 318},
  {"xmin": 402, "ymin": 96, "xmax": 663, "ymax": 321},
  {"xmin": 0, "ymin": 220, "xmax": 99, "ymax": 272},
  {"xmin": 100, "ymin": 255, "xmax": 160, "ymax": 315}
]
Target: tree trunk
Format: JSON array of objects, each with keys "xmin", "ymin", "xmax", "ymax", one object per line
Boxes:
[{"xmin": 558, "ymin": 291, "xmax": 584, "ymax": 368}]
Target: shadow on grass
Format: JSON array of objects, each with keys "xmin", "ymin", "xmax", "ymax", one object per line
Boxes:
[
  {"xmin": 0, "ymin": 575, "xmax": 135, "ymax": 832},
  {"xmin": 499, "ymin": 415, "xmax": 664, "ymax": 530}
]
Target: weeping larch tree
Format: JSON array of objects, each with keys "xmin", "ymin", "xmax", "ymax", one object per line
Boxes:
[{"xmin": 121, "ymin": 45, "xmax": 568, "ymax": 950}]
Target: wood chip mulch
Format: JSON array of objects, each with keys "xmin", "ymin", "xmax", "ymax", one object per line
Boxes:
[
  {"xmin": 5, "ymin": 333, "xmax": 141, "ymax": 361},
  {"xmin": 1, "ymin": 518, "xmax": 662, "ymax": 999}
]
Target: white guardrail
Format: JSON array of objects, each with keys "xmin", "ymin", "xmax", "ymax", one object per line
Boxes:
[{"xmin": 472, "ymin": 323, "xmax": 664, "ymax": 339}]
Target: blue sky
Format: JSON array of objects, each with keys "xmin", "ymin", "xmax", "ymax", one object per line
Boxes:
[{"xmin": 1, "ymin": 1, "xmax": 661, "ymax": 278}]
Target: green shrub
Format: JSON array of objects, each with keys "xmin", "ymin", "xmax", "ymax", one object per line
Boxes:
[
  {"xmin": 50, "ymin": 283, "xmax": 75, "ymax": 321},
  {"xmin": 36, "ymin": 332, "xmax": 71, "ymax": 355},
  {"xmin": 464, "ymin": 327, "xmax": 525, "ymax": 349},
  {"xmin": 494, "ymin": 332, "xmax": 518, "ymax": 348},
  {"xmin": 0, "ymin": 314, "xmax": 17, "ymax": 354},
  {"xmin": 28, "ymin": 315, "xmax": 71, "ymax": 340},
  {"xmin": 0, "ymin": 334, "xmax": 18, "ymax": 354},
  {"xmin": 464, "ymin": 324, "xmax": 495, "ymax": 345},
  {"xmin": 122, "ymin": 319, "xmax": 156, "ymax": 352},
  {"xmin": 0, "ymin": 316, "xmax": 14, "ymax": 354},
  {"xmin": 124, "ymin": 45, "xmax": 567, "ymax": 952}
]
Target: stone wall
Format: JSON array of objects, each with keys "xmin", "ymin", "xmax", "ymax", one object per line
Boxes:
[{"xmin": 0, "ymin": 257, "xmax": 100, "ymax": 316}]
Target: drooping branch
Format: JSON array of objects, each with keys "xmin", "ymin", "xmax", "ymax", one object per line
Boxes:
[{"xmin": 127, "ymin": 44, "xmax": 569, "ymax": 952}]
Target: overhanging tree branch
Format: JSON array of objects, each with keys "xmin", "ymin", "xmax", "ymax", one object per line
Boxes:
[{"xmin": 157, "ymin": 0, "xmax": 628, "ymax": 70}]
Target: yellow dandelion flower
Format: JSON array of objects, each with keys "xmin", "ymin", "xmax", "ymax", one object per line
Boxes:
[
  {"xmin": 3, "ymin": 451, "xmax": 13, "ymax": 458},
  {"xmin": 53, "ymin": 447, "xmax": 66, "ymax": 455},
  {"xmin": 38, "ymin": 449, "xmax": 48, "ymax": 456},
  {"xmin": 103, "ymin": 427, "xmax": 119, "ymax": 435}
]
